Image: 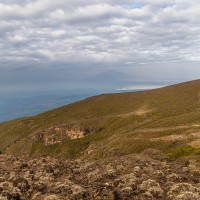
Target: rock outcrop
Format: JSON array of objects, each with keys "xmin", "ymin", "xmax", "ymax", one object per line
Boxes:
[{"xmin": 32, "ymin": 124, "xmax": 103, "ymax": 145}]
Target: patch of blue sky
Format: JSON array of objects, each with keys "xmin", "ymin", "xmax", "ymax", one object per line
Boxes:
[
  {"xmin": 133, "ymin": 2, "xmax": 144, "ymax": 8},
  {"xmin": 121, "ymin": 1, "xmax": 144, "ymax": 9}
]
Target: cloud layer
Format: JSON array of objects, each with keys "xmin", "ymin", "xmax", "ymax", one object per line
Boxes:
[{"xmin": 0, "ymin": 0, "xmax": 200, "ymax": 91}]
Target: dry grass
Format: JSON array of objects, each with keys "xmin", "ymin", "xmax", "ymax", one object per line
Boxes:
[{"xmin": 0, "ymin": 79, "xmax": 200, "ymax": 159}]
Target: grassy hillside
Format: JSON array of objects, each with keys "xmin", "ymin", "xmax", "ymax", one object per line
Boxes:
[{"xmin": 0, "ymin": 79, "xmax": 200, "ymax": 159}]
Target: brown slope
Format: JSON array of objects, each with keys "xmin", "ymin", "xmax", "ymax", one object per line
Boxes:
[{"xmin": 0, "ymin": 79, "xmax": 200, "ymax": 159}]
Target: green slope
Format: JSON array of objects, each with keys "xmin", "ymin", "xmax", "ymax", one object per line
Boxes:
[{"xmin": 0, "ymin": 79, "xmax": 200, "ymax": 159}]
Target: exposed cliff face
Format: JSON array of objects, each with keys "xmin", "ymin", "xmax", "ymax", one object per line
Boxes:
[{"xmin": 32, "ymin": 124, "xmax": 103, "ymax": 146}]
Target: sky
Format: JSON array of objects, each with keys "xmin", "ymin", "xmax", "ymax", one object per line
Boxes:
[{"xmin": 0, "ymin": 0, "xmax": 200, "ymax": 94}]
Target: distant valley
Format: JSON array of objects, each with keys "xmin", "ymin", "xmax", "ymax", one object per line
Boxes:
[
  {"xmin": 0, "ymin": 70, "xmax": 171, "ymax": 122},
  {"xmin": 0, "ymin": 92, "xmax": 97, "ymax": 122}
]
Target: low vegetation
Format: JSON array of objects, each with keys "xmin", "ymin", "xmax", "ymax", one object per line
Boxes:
[
  {"xmin": 0, "ymin": 151, "xmax": 200, "ymax": 199},
  {"xmin": 0, "ymin": 80, "xmax": 200, "ymax": 160}
]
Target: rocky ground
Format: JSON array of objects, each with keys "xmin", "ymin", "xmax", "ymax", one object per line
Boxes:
[{"xmin": 0, "ymin": 149, "xmax": 200, "ymax": 200}]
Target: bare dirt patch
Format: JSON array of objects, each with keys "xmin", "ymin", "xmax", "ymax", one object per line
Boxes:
[
  {"xmin": 117, "ymin": 105, "xmax": 153, "ymax": 117},
  {"xmin": 135, "ymin": 124, "xmax": 200, "ymax": 133},
  {"xmin": 189, "ymin": 140, "xmax": 200, "ymax": 148}
]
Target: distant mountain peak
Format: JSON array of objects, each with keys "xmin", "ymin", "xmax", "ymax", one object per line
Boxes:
[{"xmin": 87, "ymin": 70, "xmax": 131, "ymax": 84}]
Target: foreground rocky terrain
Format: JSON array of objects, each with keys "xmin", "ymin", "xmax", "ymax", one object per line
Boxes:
[{"xmin": 0, "ymin": 149, "xmax": 200, "ymax": 200}]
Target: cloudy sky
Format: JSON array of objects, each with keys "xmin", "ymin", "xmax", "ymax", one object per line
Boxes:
[{"xmin": 1, "ymin": 0, "xmax": 200, "ymax": 93}]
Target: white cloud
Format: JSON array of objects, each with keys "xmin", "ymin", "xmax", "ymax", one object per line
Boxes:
[
  {"xmin": 50, "ymin": 30, "xmax": 66, "ymax": 38},
  {"xmin": 116, "ymin": 85, "xmax": 164, "ymax": 91},
  {"xmin": 0, "ymin": 0, "xmax": 200, "ymax": 75}
]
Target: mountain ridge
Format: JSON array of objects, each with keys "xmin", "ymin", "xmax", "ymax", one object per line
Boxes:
[{"xmin": 0, "ymin": 79, "xmax": 200, "ymax": 160}]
